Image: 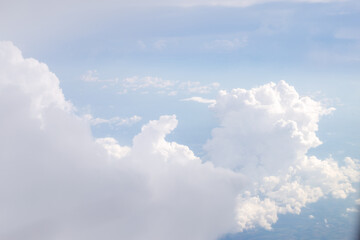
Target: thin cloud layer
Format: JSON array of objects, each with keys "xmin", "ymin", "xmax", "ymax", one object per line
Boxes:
[
  {"xmin": 0, "ymin": 41, "xmax": 359, "ymax": 239},
  {"xmin": 181, "ymin": 96, "xmax": 216, "ymax": 105},
  {"xmin": 81, "ymin": 71, "xmax": 220, "ymax": 95},
  {"xmin": 84, "ymin": 114, "xmax": 142, "ymax": 126}
]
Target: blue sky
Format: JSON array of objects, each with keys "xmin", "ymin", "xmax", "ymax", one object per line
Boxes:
[{"xmin": 1, "ymin": 0, "xmax": 360, "ymax": 239}]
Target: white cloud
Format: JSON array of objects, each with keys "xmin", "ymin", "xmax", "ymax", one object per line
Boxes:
[
  {"xmin": 81, "ymin": 70, "xmax": 118, "ymax": 83},
  {"xmin": 346, "ymin": 207, "xmax": 358, "ymax": 213},
  {"xmin": 0, "ymin": 41, "xmax": 242, "ymax": 240},
  {"xmin": 205, "ymin": 81, "xmax": 334, "ymax": 173},
  {"xmin": 81, "ymin": 70, "xmax": 99, "ymax": 82},
  {"xmin": 82, "ymin": 72, "xmax": 220, "ymax": 95},
  {"xmin": 1, "ymin": 41, "xmax": 359, "ymax": 239},
  {"xmin": 324, "ymin": 218, "xmax": 330, "ymax": 228},
  {"xmin": 121, "ymin": 76, "xmax": 174, "ymax": 91},
  {"xmin": 179, "ymin": 81, "xmax": 220, "ymax": 94},
  {"xmin": 309, "ymin": 214, "xmax": 315, "ymax": 219},
  {"xmin": 84, "ymin": 114, "xmax": 142, "ymax": 126},
  {"xmin": 96, "ymin": 137, "xmax": 131, "ymax": 159},
  {"xmin": 356, "ymin": 199, "xmax": 360, "ymax": 205},
  {"xmin": 181, "ymin": 96, "xmax": 216, "ymax": 105},
  {"xmin": 204, "ymin": 80, "xmax": 358, "ymax": 231},
  {"xmin": 0, "ymin": 41, "xmax": 73, "ymax": 121},
  {"xmin": 236, "ymin": 194, "xmax": 278, "ymax": 230}
]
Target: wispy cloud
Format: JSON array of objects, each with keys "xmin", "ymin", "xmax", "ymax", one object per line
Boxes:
[
  {"xmin": 82, "ymin": 71, "xmax": 220, "ymax": 95},
  {"xmin": 81, "ymin": 70, "xmax": 118, "ymax": 83},
  {"xmin": 181, "ymin": 96, "xmax": 216, "ymax": 105},
  {"xmin": 84, "ymin": 114, "xmax": 142, "ymax": 126},
  {"xmin": 346, "ymin": 207, "xmax": 358, "ymax": 213}
]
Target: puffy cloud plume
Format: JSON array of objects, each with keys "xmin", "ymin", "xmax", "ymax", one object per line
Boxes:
[
  {"xmin": 0, "ymin": 41, "xmax": 72, "ymax": 120},
  {"xmin": 205, "ymin": 81, "xmax": 334, "ymax": 175},
  {"xmin": 0, "ymin": 41, "xmax": 241, "ymax": 240},
  {"xmin": 204, "ymin": 81, "xmax": 358, "ymax": 231},
  {"xmin": 0, "ymin": 41, "xmax": 359, "ymax": 239}
]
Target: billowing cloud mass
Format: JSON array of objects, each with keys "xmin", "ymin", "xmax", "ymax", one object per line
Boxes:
[
  {"xmin": 205, "ymin": 82, "xmax": 358, "ymax": 230},
  {"xmin": 0, "ymin": 41, "xmax": 359, "ymax": 240}
]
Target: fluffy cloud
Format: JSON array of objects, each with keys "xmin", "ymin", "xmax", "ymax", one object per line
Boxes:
[
  {"xmin": 0, "ymin": 41, "xmax": 359, "ymax": 239},
  {"xmin": 205, "ymin": 81, "xmax": 334, "ymax": 175},
  {"xmin": 204, "ymin": 81, "xmax": 358, "ymax": 231},
  {"xmin": 0, "ymin": 41, "xmax": 241, "ymax": 240}
]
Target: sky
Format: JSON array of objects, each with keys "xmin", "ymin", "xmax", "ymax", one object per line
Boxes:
[{"xmin": 0, "ymin": 0, "xmax": 360, "ymax": 239}]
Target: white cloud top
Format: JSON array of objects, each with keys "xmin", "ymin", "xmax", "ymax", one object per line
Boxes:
[
  {"xmin": 0, "ymin": 41, "xmax": 358, "ymax": 239},
  {"xmin": 204, "ymin": 81, "xmax": 357, "ymax": 231},
  {"xmin": 205, "ymin": 81, "xmax": 334, "ymax": 174}
]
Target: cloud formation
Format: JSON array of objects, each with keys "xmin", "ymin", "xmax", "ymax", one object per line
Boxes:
[
  {"xmin": 0, "ymin": 41, "xmax": 359, "ymax": 239},
  {"xmin": 0, "ymin": 41, "xmax": 241, "ymax": 240},
  {"xmin": 181, "ymin": 96, "xmax": 216, "ymax": 105},
  {"xmin": 84, "ymin": 114, "xmax": 142, "ymax": 126},
  {"xmin": 81, "ymin": 71, "xmax": 220, "ymax": 95},
  {"xmin": 204, "ymin": 81, "xmax": 358, "ymax": 231}
]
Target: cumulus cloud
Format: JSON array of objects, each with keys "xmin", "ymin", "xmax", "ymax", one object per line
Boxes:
[
  {"xmin": 204, "ymin": 81, "xmax": 358, "ymax": 231},
  {"xmin": 1, "ymin": 41, "xmax": 359, "ymax": 239},
  {"xmin": 205, "ymin": 81, "xmax": 334, "ymax": 173},
  {"xmin": 0, "ymin": 41, "xmax": 241, "ymax": 240}
]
